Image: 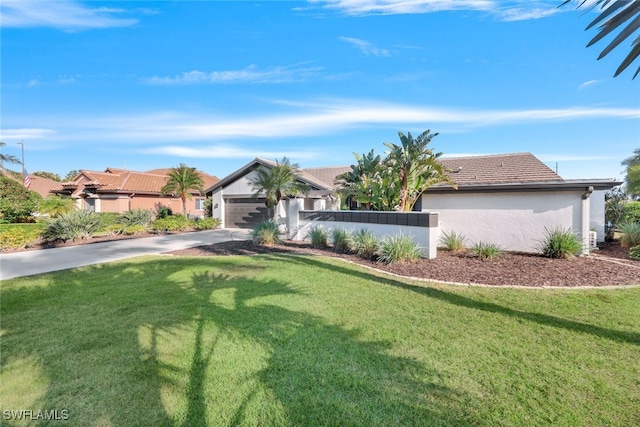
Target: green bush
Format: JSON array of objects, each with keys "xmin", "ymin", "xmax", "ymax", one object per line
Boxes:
[
  {"xmin": 123, "ymin": 225, "xmax": 147, "ymax": 235},
  {"xmin": 472, "ymin": 241, "xmax": 504, "ymax": 260},
  {"xmin": 150, "ymin": 216, "xmax": 190, "ymax": 233},
  {"xmin": 95, "ymin": 212, "xmax": 121, "ymax": 230},
  {"xmin": 307, "ymin": 226, "xmax": 328, "ymax": 248},
  {"xmin": 0, "ymin": 176, "xmax": 42, "ymax": 223},
  {"xmin": 629, "ymin": 245, "xmax": 640, "ymax": 260},
  {"xmin": 38, "ymin": 195, "xmax": 76, "ymax": 218},
  {"xmin": 439, "ymin": 230, "xmax": 467, "ymax": 252},
  {"xmin": 538, "ymin": 227, "xmax": 583, "ymax": 259},
  {"xmin": 331, "ymin": 227, "xmax": 352, "ymax": 253},
  {"xmin": 155, "ymin": 205, "xmax": 173, "ymax": 219},
  {"xmin": 0, "ymin": 223, "xmax": 44, "ymax": 251},
  {"xmin": 352, "ymin": 228, "xmax": 379, "ymax": 259},
  {"xmin": 191, "ymin": 217, "xmax": 221, "ymax": 231},
  {"xmin": 103, "ymin": 224, "xmax": 125, "ymax": 236},
  {"xmin": 251, "ymin": 220, "xmax": 282, "ymax": 246},
  {"xmin": 42, "ymin": 210, "xmax": 103, "ymax": 242},
  {"xmin": 619, "ymin": 221, "xmax": 640, "ymax": 247},
  {"xmin": 378, "ymin": 234, "xmax": 422, "ymax": 264},
  {"xmin": 118, "ymin": 209, "xmax": 153, "ymax": 227},
  {"xmin": 622, "ymin": 201, "xmax": 640, "ymax": 223}
]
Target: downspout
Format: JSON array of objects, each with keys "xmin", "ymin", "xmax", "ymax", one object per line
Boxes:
[
  {"xmin": 581, "ymin": 186, "xmax": 594, "ymax": 256},
  {"xmin": 129, "ymin": 193, "xmax": 135, "ymax": 211}
]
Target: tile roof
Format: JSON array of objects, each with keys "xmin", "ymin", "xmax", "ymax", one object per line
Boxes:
[
  {"xmin": 437, "ymin": 152, "xmax": 563, "ymax": 186},
  {"xmin": 303, "ymin": 166, "xmax": 352, "ymax": 188},
  {"xmin": 52, "ymin": 167, "xmax": 219, "ymax": 195}
]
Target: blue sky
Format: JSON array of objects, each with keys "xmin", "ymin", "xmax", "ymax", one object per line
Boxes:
[{"xmin": 1, "ymin": 0, "xmax": 638, "ymax": 182}]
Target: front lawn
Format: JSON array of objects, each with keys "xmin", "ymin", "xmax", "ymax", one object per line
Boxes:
[{"xmin": 1, "ymin": 254, "xmax": 638, "ymax": 426}]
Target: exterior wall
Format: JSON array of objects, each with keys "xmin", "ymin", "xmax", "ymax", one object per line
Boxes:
[
  {"xmin": 211, "ymin": 189, "xmax": 224, "ymax": 226},
  {"xmin": 100, "ymin": 196, "xmax": 129, "ymax": 213},
  {"xmin": 590, "ymin": 190, "xmax": 606, "ymax": 242},
  {"xmin": 421, "ymin": 191, "xmax": 583, "ymax": 253},
  {"xmin": 223, "ymin": 170, "xmax": 259, "ymax": 195},
  {"xmin": 292, "ymin": 211, "xmax": 440, "ymax": 259}
]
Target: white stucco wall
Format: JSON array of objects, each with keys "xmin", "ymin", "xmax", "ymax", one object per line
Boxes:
[
  {"xmin": 211, "ymin": 188, "xmax": 224, "ymax": 226},
  {"xmin": 292, "ymin": 220, "xmax": 439, "ymax": 259},
  {"xmin": 590, "ymin": 190, "xmax": 606, "ymax": 242},
  {"xmin": 421, "ymin": 191, "xmax": 584, "ymax": 253}
]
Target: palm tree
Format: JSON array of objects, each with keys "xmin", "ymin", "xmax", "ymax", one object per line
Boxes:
[
  {"xmin": 161, "ymin": 164, "xmax": 205, "ymax": 218},
  {"xmin": 0, "ymin": 141, "xmax": 21, "ymax": 167},
  {"xmin": 622, "ymin": 148, "xmax": 640, "ymax": 198},
  {"xmin": 562, "ymin": 0, "xmax": 640, "ymax": 78},
  {"xmin": 383, "ymin": 130, "xmax": 455, "ymax": 212},
  {"xmin": 249, "ymin": 157, "xmax": 309, "ymax": 221},
  {"xmin": 336, "ymin": 150, "xmax": 383, "ymax": 210},
  {"xmin": 38, "ymin": 195, "xmax": 76, "ymax": 218}
]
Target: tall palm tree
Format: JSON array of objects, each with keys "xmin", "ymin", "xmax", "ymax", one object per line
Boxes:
[
  {"xmin": 249, "ymin": 157, "xmax": 309, "ymax": 221},
  {"xmin": 384, "ymin": 130, "xmax": 454, "ymax": 212},
  {"xmin": 161, "ymin": 164, "xmax": 205, "ymax": 218},
  {"xmin": 562, "ymin": 0, "xmax": 640, "ymax": 78},
  {"xmin": 336, "ymin": 150, "xmax": 383, "ymax": 210},
  {"xmin": 0, "ymin": 141, "xmax": 21, "ymax": 168},
  {"xmin": 622, "ymin": 148, "xmax": 640, "ymax": 198}
]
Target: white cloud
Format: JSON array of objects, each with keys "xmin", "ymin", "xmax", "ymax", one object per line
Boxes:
[
  {"xmin": 0, "ymin": 0, "xmax": 138, "ymax": 30},
  {"xmin": 146, "ymin": 64, "xmax": 324, "ymax": 85},
  {"xmin": 309, "ymin": 0, "xmax": 560, "ymax": 20},
  {"xmin": 0, "ymin": 128, "xmax": 57, "ymax": 141},
  {"xmin": 339, "ymin": 37, "xmax": 391, "ymax": 56},
  {"xmin": 6, "ymin": 100, "xmax": 639, "ymax": 145},
  {"xmin": 578, "ymin": 80, "xmax": 600, "ymax": 90}
]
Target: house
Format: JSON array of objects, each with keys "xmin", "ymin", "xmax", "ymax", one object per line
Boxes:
[
  {"xmin": 0, "ymin": 169, "xmax": 60, "ymax": 198},
  {"xmin": 206, "ymin": 153, "xmax": 620, "ymax": 255},
  {"xmin": 206, "ymin": 158, "xmax": 348, "ymax": 229},
  {"xmin": 52, "ymin": 167, "xmax": 219, "ymax": 217}
]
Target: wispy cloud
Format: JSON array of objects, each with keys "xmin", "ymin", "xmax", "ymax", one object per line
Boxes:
[
  {"xmin": 8, "ymin": 100, "xmax": 639, "ymax": 145},
  {"xmin": 146, "ymin": 64, "xmax": 324, "ymax": 85},
  {"xmin": 0, "ymin": 128, "xmax": 57, "ymax": 141},
  {"xmin": 0, "ymin": 0, "xmax": 138, "ymax": 30},
  {"xmin": 339, "ymin": 37, "xmax": 391, "ymax": 56},
  {"xmin": 309, "ymin": 0, "xmax": 560, "ymax": 21},
  {"xmin": 578, "ymin": 80, "xmax": 601, "ymax": 90}
]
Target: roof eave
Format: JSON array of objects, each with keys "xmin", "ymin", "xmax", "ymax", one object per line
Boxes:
[{"xmin": 426, "ymin": 179, "xmax": 622, "ymax": 193}]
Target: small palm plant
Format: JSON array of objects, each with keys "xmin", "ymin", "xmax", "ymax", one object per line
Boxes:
[
  {"xmin": 352, "ymin": 228, "xmax": 380, "ymax": 259},
  {"xmin": 307, "ymin": 226, "xmax": 328, "ymax": 248},
  {"xmin": 472, "ymin": 241, "xmax": 503, "ymax": 260},
  {"xmin": 251, "ymin": 220, "xmax": 282, "ymax": 246},
  {"xmin": 331, "ymin": 227, "xmax": 352, "ymax": 253},
  {"xmin": 378, "ymin": 234, "xmax": 422, "ymax": 264},
  {"xmin": 439, "ymin": 230, "xmax": 467, "ymax": 252},
  {"xmin": 538, "ymin": 227, "xmax": 583, "ymax": 259}
]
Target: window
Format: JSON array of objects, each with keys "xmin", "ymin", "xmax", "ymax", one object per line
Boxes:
[{"xmin": 195, "ymin": 199, "xmax": 205, "ymax": 210}]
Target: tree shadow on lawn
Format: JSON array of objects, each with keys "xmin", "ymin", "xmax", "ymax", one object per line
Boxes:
[
  {"xmin": 1, "ymin": 257, "xmax": 469, "ymax": 426},
  {"xmin": 279, "ymin": 254, "xmax": 640, "ymax": 347}
]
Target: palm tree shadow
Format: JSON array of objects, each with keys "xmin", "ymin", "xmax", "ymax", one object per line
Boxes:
[{"xmin": 282, "ymin": 254, "xmax": 640, "ymax": 346}]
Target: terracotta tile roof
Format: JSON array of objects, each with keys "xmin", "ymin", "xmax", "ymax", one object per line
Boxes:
[
  {"xmin": 52, "ymin": 167, "xmax": 219, "ymax": 195},
  {"xmin": 437, "ymin": 153, "xmax": 563, "ymax": 186},
  {"xmin": 27, "ymin": 175, "xmax": 62, "ymax": 197}
]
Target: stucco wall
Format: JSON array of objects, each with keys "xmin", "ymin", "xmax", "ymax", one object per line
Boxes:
[
  {"xmin": 421, "ymin": 191, "xmax": 584, "ymax": 253},
  {"xmin": 590, "ymin": 190, "xmax": 606, "ymax": 242}
]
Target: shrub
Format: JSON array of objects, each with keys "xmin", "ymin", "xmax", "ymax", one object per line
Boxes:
[
  {"xmin": 42, "ymin": 210, "xmax": 103, "ymax": 242},
  {"xmin": 629, "ymin": 245, "xmax": 640, "ymax": 260},
  {"xmin": 155, "ymin": 205, "xmax": 173, "ymax": 219},
  {"xmin": 472, "ymin": 241, "xmax": 504, "ymax": 260},
  {"xmin": 118, "ymin": 209, "xmax": 153, "ymax": 227},
  {"xmin": 150, "ymin": 215, "xmax": 190, "ymax": 233},
  {"xmin": 622, "ymin": 201, "xmax": 640, "ymax": 224},
  {"xmin": 307, "ymin": 226, "xmax": 328, "ymax": 248},
  {"xmin": 352, "ymin": 228, "xmax": 379, "ymax": 259},
  {"xmin": 0, "ymin": 223, "xmax": 44, "ymax": 251},
  {"xmin": 331, "ymin": 227, "xmax": 352, "ymax": 253},
  {"xmin": 0, "ymin": 176, "xmax": 42, "ymax": 223},
  {"xmin": 439, "ymin": 230, "xmax": 467, "ymax": 252},
  {"xmin": 619, "ymin": 221, "xmax": 640, "ymax": 248},
  {"xmin": 192, "ymin": 217, "xmax": 221, "ymax": 231},
  {"xmin": 538, "ymin": 227, "xmax": 583, "ymax": 259},
  {"xmin": 251, "ymin": 220, "xmax": 282, "ymax": 246},
  {"xmin": 103, "ymin": 224, "xmax": 125, "ymax": 236},
  {"xmin": 38, "ymin": 195, "xmax": 76, "ymax": 218},
  {"xmin": 95, "ymin": 212, "xmax": 121, "ymax": 230},
  {"xmin": 123, "ymin": 225, "xmax": 146, "ymax": 235},
  {"xmin": 378, "ymin": 234, "xmax": 422, "ymax": 264}
]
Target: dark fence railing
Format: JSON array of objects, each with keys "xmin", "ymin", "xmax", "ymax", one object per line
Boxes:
[{"xmin": 298, "ymin": 210, "xmax": 438, "ymax": 228}]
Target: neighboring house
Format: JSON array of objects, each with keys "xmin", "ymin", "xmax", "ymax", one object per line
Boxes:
[
  {"xmin": 0, "ymin": 169, "xmax": 60, "ymax": 198},
  {"xmin": 52, "ymin": 167, "xmax": 219, "ymax": 217},
  {"xmin": 206, "ymin": 158, "xmax": 348, "ymax": 229},
  {"xmin": 206, "ymin": 153, "xmax": 620, "ymax": 254}
]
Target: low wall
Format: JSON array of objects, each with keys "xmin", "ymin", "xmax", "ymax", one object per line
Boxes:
[{"xmin": 290, "ymin": 210, "xmax": 440, "ymax": 259}]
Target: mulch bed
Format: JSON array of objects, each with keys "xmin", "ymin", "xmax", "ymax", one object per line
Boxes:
[{"xmin": 169, "ymin": 239, "xmax": 640, "ymax": 288}]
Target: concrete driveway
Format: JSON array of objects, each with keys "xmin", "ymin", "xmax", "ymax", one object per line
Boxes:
[{"xmin": 0, "ymin": 229, "xmax": 251, "ymax": 281}]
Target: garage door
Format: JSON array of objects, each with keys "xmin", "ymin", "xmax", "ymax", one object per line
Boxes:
[{"xmin": 225, "ymin": 198, "xmax": 269, "ymax": 228}]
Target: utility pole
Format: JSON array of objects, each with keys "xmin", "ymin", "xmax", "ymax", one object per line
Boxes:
[{"xmin": 17, "ymin": 141, "xmax": 25, "ymax": 178}]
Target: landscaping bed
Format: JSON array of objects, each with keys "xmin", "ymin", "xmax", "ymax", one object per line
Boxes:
[{"xmin": 169, "ymin": 239, "xmax": 640, "ymax": 288}]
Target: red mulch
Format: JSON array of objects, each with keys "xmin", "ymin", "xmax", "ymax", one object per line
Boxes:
[{"xmin": 168, "ymin": 239, "xmax": 639, "ymax": 288}]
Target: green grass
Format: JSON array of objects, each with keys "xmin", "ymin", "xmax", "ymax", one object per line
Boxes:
[{"xmin": 1, "ymin": 255, "xmax": 639, "ymax": 426}]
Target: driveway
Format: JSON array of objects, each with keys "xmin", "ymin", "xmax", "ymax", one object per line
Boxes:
[{"xmin": 0, "ymin": 229, "xmax": 251, "ymax": 280}]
